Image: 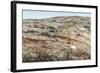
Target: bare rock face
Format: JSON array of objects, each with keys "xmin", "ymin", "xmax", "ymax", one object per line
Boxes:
[{"xmin": 22, "ymin": 16, "xmax": 91, "ymax": 62}]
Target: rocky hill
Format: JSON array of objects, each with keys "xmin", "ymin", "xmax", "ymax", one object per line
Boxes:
[{"xmin": 22, "ymin": 16, "xmax": 91, "ymax": 62}]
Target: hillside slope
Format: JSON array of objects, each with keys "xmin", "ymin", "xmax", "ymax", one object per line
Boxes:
[{"xmin": 22, "ymin": 16, "xmax": 91, "ymax": 62}]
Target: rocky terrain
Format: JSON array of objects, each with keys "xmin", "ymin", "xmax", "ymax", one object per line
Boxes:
[{"xmin": 22, "ymin": 16, "xmax": 91, "ymax": 63}]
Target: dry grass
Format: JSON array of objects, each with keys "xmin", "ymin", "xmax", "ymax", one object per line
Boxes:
[{"xmin": 22, "ymin": 37, "xmax": 90, "ymax": 62}]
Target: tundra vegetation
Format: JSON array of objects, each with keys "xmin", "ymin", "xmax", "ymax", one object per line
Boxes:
[{"xmin": 22, "ymin": 16, "xmax": 91, "ymax": 62}]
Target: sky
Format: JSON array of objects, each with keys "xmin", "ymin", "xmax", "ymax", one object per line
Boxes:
[{"xmin": 23, "ymin": 10, "xmax": 91, "ymax": 19}]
